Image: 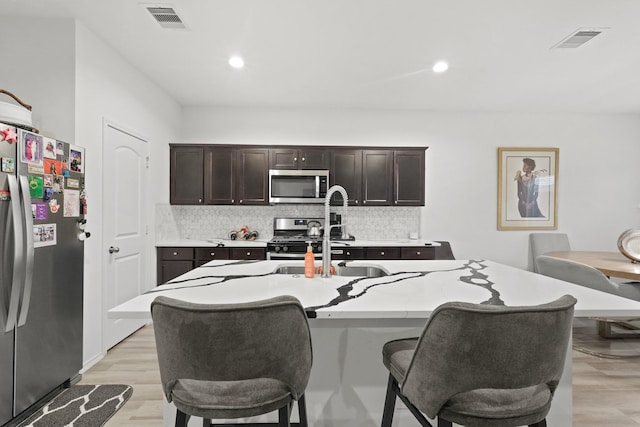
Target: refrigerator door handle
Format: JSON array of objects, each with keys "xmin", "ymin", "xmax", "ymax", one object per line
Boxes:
[
  {"xmin": 3, "ymin": 175, "xmax": 25, "ymax": 332},
  {"xmin": 17, "ymin": 175, "xmax": 35, "ymax": 327}
]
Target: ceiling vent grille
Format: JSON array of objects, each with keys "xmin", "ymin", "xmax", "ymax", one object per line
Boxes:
[
  {"xmin": 552, "ymin": 28, "xmax": 607, "ymax": 49},
  {"xmin": 145, "ymin": 6, "xmax": 187, "ymax": 29}
]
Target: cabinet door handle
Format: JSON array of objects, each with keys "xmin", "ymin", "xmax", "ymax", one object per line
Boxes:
[
  {"xmin": 246, "ymin": 251, "xmax": 251, "ymax": 256},
  {"xmin": 380, "ymin": 251, "xmax": 385, "ymax": 256},
  {"xmin": 355, "ymin": 200, "xmax": 359, "ymax": 205},
  {"xmin": 172, "ymin": 251, "xmax": 178, "ymax": 256},
  {"xmin": 416, "ymin": 251, "xmax": 421, "ymax": 255},
  {"xmin": 240, "ymin": 200, "xmax": 243, "ymax": 204},
  {"xmin": 363, "ymin": 200, "xmax": 366, "ymax": 204},
  {"xmin": 301, "ymin": 157, "xmax": 306, "ymax": 161},
  {"xmin": 198, "ymin": 198, "xmax": 203, "ymax": 203},
  {"xmin": 210, "ymin": 252, "xmax": 215, "ymax": 256},
  {"xmin": 232, "ymin": 199, "xmax": 235, "ymax": 203}
]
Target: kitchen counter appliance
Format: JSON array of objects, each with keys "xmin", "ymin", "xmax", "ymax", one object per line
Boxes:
[
  {"xmin": 267, "ymin": 216, "xmax": 354, "ymax": 260},
  {"xmin": 267, "ymin": 217, "xmax": 325, "ymax": 259},
  {"xmin": 268, "ymin": 169, "xmax": 328, "ymax": 204},
  {"xmin": 1, "ymin": 122, "xmax": 84, "ymax": 426}
]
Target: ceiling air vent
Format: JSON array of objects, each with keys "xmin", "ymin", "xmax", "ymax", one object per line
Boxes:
[
  {"xmin": 145, "ymin": 6, "xmax": 187, "ymax": 29},
  {"xmin": 551, "ymin": 28, "xmax": 607, "ymax": 49}
]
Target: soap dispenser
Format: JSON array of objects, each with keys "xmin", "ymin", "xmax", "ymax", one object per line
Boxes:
[{"xmin": 304, "ymin": 244, "xmax": 315, "ymax": 278}]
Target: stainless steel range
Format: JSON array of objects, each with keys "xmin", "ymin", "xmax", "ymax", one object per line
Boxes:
[{"xmin": 267, "ymin": 217, "xmax": 325, "ymax": 260}]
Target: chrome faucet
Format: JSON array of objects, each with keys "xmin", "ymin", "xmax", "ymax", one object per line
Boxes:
[{"xmin": 322, "ymin": 185, "xmax": 348, "ymax": 278}]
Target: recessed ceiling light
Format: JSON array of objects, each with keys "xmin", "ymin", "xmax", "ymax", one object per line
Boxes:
[
  {"xmin": 229, "ymin": 56, "xmax": 245, "ymax": 69},
  {"xmin": 432, "ymin": 61, "xmax": 449, "ymax": 73}
]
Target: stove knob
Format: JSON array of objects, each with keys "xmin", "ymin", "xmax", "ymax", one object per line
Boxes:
[
  {"xmin": 282, "ymin": 246, "xmax": 288, "ymax": 252},
  {"xmin": 273, "ymin": 246, "xmax": 280, "ymax": 252}
]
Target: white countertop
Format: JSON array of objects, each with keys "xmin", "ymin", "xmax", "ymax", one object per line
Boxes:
[
  {"xmin": 109, "ymin": 259, "xmax": 640, "ymax": 320},
  {"xmin": 155, "ymin": 239, "xmax": 440, "ymax": 248},
  {"xmin": 157, "ymin": 239, "xmax": 270, "ymax": 247}
]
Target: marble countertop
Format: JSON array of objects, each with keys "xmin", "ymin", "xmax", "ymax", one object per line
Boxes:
[
  {"xmin": 109, "ymin": 259, "xmax": 640, "ymax": 320},
  {"xmin": 156, "ymin": 239, "xmax": 441, "ymax": 248}
]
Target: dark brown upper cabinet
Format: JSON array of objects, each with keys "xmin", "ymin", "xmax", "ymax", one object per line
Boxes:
[
  {"xmin": 394, "ymin": 150, "xmax": 425, "ymax": 206},
  {"xmin": 269, "ymin": 148, "xmax": 330, "ymax": 170},
  {"xmin": 205, "ymin": 147, "xmax": 235, "ymax": 204},
  {"xmin": 361, "ymin": 150, "xmax": 393, "ymax": 206},
  {"xmin": 331, "ymin": 149, "xmax": 362, "ymax": 206},
  {"xmin": 236, "ymin": 148, "xmax": 269, "ymax": 205},
  {"xmin": 171, "ymin": 145, "xmax": 269, "ymax": 206},
  {"xmin": 170, "ymin": 145, "xmax": 205, "ymax": 204},
  {"xmin": 171, "ymin": 144, "xmax": 425, "ymax": 207}
]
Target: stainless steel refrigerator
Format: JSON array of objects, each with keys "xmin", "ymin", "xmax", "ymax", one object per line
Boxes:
[{"xmin": 0, "ymin": 122, "xmax": 84, "ymax": 426}]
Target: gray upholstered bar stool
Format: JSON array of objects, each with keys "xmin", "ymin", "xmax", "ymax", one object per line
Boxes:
[
  {"xmin": 151, "ymin": 295, "xmax": 312, "ymax": 427},
  {"xmin": 380, "ymin": 295, "xmax": 576, "ymax": 427}
]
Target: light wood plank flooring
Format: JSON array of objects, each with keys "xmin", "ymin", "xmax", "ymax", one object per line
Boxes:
[{"xmin": 80, "ymin": 320, "xmax": 640, "ymax": 426}]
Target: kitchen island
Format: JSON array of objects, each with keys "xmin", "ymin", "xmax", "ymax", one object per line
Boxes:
[{"xmin": 109, "ymin": 259, "xmax": 640, "ymax": 426}]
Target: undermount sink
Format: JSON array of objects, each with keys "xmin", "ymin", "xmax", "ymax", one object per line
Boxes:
[{"xmin": 273, "ymin": 265, "xmax": 389, "ymax": 278}]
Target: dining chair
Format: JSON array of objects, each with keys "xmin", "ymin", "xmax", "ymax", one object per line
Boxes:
[
  {"xmin": 151, "ymin": 295, "xmax": 312, "ymax": 427},
  {"xmin": 536, "ymin": 255, "xmax": 640, "ymax": 338},
  {"xmin": 529, "ymin": 233, "xmax": 570, "ymax": 272},
  {"xmin": 380, "ymin": 295, "xmax": 576, "ymax": 427}
]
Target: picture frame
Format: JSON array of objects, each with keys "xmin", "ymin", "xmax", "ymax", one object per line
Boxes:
[{"xmin": 497, "ymin": 147, "xmax": 559, "ymax": 230}]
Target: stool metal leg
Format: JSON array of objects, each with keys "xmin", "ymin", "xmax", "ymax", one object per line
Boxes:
[
  {"xmin": 175, "ymin": 409, "xmax": 189, "ymax": 427},
  {"xmin": 297, "ymin": 394, "xmax": 308, "ymax": 427},
  {"xmin": 278, "ymin": 403, "xmax": 291, "ymax": 427},
  {"xmin": 381, "ymin": 374, "xmax": 398, "ymax": 427}
]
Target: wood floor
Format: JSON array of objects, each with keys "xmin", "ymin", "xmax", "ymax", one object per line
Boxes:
[{"xmin": 79, "ymin": 320, "xmax": 640, "ymax": 426}]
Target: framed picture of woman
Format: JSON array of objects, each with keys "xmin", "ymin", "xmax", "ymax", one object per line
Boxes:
[{"xmin": 497, "ymin": 147, "xmax": 559, "ymax": 230}]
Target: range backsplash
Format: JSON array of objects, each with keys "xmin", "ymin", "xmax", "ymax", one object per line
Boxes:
[{"xmin": 156, "ymin": 204, "xmax": 421, "ymax": 241}]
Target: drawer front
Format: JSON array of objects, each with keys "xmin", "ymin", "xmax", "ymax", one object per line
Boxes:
[
  {"xmin": 195, "ymin": 247, "xmax": 230, "ymax": 261},
  {"xmin": 230, "ymin": 247, "xmax": 266, "ymax": 260},
  {"xmin": 330, "ymin": 247, "xmax": 365, "ymax": 260},
  {"xmin": 159, "ymin": 247, "xmax": 194, "ymax": 260},
  {"xmin": 401, "ymin": 247, "xmax": 436, "ymax": 260},
  {"xmin": 365, "ymin": 247, "xmax": 401, "ymax": 260}
]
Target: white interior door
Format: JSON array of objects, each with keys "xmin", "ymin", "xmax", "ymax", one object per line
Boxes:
[{"xmin": 102, "ymin": 121, "xmax": 149, "ymax": 351}]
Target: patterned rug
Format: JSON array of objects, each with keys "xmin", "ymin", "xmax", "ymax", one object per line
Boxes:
[{"xmin": 19, "ymin": 384, "xmax": 133, "ymax": 427}]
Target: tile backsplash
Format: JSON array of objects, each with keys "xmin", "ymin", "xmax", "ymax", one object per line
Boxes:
[{"xmin": 156, "ymin": 204, "xmax": 421, "ymax": 241}]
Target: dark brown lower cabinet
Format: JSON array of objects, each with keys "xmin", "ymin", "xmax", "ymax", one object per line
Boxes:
[
  {"xmin": 195, "ymin": 247, "xmax": 230, "ymax": 267},
  {"xmin": 157, "ymin": 246, "xmax": 267, "ymax": 285},
  {"xmin": 400, "ymin": 246, "xmax": 436, "ymax": 260},
  {"xmin": 365, "ymin": 247, "xmax": 402, "ymax": 260},
  {"xmin": 157, "ymin": 247, "xmax": 195, "ymax": 284},
  {"xmin": 330, "ymin": 247, "xmax": 365, "ymax": 260},
  {"xmin": 159, "ymin": 261, "xmax": 193, "ymax": 284},
  {"xmin": 230, "ymin": 247, "xmax": 266, "ymax": 260},
  {"xmin": 157, "ymin": 242, "xmax": 453, "ymax": 284}
]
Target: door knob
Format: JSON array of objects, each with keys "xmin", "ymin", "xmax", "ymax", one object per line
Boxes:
[{"xmin": 109, "ymin": 246, "xmax": 120, "ymax": 254}]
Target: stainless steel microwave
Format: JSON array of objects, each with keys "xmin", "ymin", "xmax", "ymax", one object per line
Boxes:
[{"xmin": 269, "ymin": 169, "xmax": 329, "ymax": 204}]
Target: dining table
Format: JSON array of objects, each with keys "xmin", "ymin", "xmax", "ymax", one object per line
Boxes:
[
  {"xmin": 545, "ymin": 251, "xmax": 640, "ymax": 338},
  {"xmin": 545, "ymin": 251, "xmax": 640, "ymax": 281}
]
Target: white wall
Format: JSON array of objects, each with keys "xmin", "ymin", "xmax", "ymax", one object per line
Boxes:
[
  {"xmin": 75, "ymin": 22, "xmax": 181, "ymax": 367},
  {"xmin": 182, "ymin": 107, "xmax": 640, "ymax": 269}
]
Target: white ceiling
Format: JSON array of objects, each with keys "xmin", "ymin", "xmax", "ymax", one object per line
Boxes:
[{"xmin": 3, "ymin": 0, "xmax": 640, "ymax": 114}]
